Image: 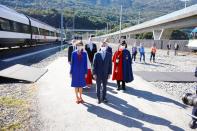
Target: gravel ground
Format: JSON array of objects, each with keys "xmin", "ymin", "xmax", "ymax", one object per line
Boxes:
[
  {"xmin": 131, "ymin": 48, "xmax": 197, "ymax": 99},
  {"xmin": 0, "ymin": 83, "xmax": 42, "ymax": 130},
  {"xmin": 0, "ymin": 49, "xmax": 67, "ymax": 130},
  {"xmin": 0, "ymin": 46, "xmax": 196, "ymax": 130}
]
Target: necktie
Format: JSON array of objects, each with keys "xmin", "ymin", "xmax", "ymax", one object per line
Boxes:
[{"xmin": 102, "ymin": 52, "xmax": 105, "ymax": 60}]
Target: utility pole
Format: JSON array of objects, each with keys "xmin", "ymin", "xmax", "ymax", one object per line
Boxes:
[
  {"xmin": 106, "ymin": 22, "xmax": 109, "ymax": 34},
  {"xmin": 184, "ymin": 0, "xmax": 189, "ymax": 8},
  {"xmin": 138, "ymin": 11, "xmax": 141, "ymax": 24},
  {"xmin": 119, "ymin": 5, "xmax": 122, "ymax": 40},
  {"xmin": 60, "ymin": 0, "xmax": 64, "ymax": 50},
  {"xmin": 15, "ymin": 0, "xmax": 18, "ymax": 9},
  {"xmin": 73, "ymin": 9, "xmax": 75, "ymax": 37}
]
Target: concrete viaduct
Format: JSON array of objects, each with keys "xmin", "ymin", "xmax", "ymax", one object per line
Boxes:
[{"xmin": 95, "ymin": 4, "xmax": 197, "ymax": 41}]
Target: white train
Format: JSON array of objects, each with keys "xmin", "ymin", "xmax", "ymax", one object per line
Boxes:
[
  {"xmin": 0, "ymin": 4, "xmax": 61, "ymax": 47},
  {"xmin": 187, "ymin": 27, "xmax": 197, "ymax": 51}
]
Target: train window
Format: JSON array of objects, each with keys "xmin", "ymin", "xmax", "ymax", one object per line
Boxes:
[
  {"xmin": 32, "ymin": 27, "xmax": 39, "ymax": 35},
  {"xmin": 22, "ymin": 24, "xmax": 30, "ymax": 33},
  {"xmin": 51, "ymin": 31, "xmax": 55, "ymax": 36},
  {"xmin": 40, "ymin": 28, "xmax": 45, "ymax": 35},
  {"xmin": 48, "ymin": 31, "xmax": 51, "ymax": 36},
  {"xmin": 46, "ymin": 30, "xmax": 50, "ymax": 36},
  {"xmin": 0, "ymin": 17, "xmax": 11, "ymax": 31},
  {"xmin": 12, "ymin": 21, "xmax": 20, "ymax": 32},
  {"xmin": 44, "ymin": 29, "xmax": 47, "ymax": 35}
]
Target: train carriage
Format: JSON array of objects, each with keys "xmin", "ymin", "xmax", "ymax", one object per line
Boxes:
[
  {"xmin": 0, "ymin": 4, "xmax": 60, "ymax": 48},
  {"xmin": 187, "ymin": 27, "xmax": 197, "ymax": 51}
]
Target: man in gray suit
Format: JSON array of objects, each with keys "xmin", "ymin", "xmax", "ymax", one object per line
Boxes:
[{"xmin": 93, "ymin": 42, "xmax": 112, "ymax": 104}]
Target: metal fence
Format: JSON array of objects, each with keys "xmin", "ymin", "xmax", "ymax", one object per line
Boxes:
[{"xmin": 94, "ymin": 37, "xmax": 191, "ymax": 52}]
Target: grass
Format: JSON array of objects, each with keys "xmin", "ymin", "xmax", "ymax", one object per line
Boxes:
[
  {"xmin": 1, "ymin": 122, "xmax": 22, "ymax": 131},
  {"xmin": 0, "ymin": 97, "xmax": 26, "ymax": 107},
  {"xmin": 0, "ymin": 97, "xmax": 28, "ymax": 130},
  {"xmin": 0, "ymin": 84, "xmax": 37, "ymax": 130}
]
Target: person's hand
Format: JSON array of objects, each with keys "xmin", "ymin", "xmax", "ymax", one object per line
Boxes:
[
  {"xmin": 85, "ymin": 74, "xmax": 87, "ymax": 78},
  {"xmin": 108, "ymin": 75, "xmax": 111, "ymax": 79},
  {"xmin": 94, "ymin": 75, "xmax": 97, "ymax": 79}
]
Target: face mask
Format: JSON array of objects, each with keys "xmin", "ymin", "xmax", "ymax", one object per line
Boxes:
[
  {"xmin": 121, "ymin": 46, "xmax": 125, "ymax": 50},
  {"xmin": 77, "ymin": 46, "xmax": 83, "ymax": 51},
  {"xmin": 100, "ymin": 47, "xmax": 106, "ymax": 52}
]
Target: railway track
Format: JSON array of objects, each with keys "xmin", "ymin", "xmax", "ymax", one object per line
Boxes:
[{"xmin": 0, "ymin": 42, "xmax": 67, "ymax": 70}]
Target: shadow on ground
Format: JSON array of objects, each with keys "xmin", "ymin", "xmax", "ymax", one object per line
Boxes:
[
  {"xmin": 82, "ymin": 82, "xmax": 185, "ymax": 131},
  {"xmin": 107, "ymin": 82, "xmax": 186, "ymax": 108}
]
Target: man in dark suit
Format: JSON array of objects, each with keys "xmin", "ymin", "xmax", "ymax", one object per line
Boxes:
[
  {"xmin": 85, "ymin": 37, "xmax": 97, "ymax": 64},
  {"xmin": 93, "ymin": 42, "xmax": 112, "ymax": 104},
  {"xmin": 68, "ymin": 39, "xmax": 76, "ymax": 64},
  {"xmin": 99, "ymin": 43, "xmax": 112, "ymax": 55},
  {"xmin": 103, "ymin": 38, "xmax": 112, "ymax": 55}
]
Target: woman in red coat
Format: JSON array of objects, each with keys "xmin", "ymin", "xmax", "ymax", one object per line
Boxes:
[{"xmin": 112, "ymin": 43, "xmax": 124, "ymax": 90}]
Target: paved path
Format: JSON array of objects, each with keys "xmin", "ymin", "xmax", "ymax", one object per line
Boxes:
[
  {"xmin": 36, "ymin": 57, "xmax": 192, "ymax": 131},
  {"xmin": 134, "ymin": 71, "xmax": 197, "ymax": 82}
]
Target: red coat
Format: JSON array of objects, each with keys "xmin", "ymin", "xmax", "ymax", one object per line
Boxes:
[{"xmin": 112, "ymin": 50, "xmax": 123, "ymax": 80}]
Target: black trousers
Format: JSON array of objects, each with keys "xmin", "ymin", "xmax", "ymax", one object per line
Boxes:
[
  {"xmin": 96, "ymin": 78, "xmax": 107, "ymax": 100},
  {"xmin": 150, "ymin": 52, "xmax": 156, "ymax": 62},
  {"xmin": 192, "ymin": 107, "xmax": 197, "ymax": 121},
  {"xmin": 117, "ymin": 80, "xmax": 125, "ymax": 89},
  {"xmin": 132, "ymin": 53, "xmax": 137, "ymax": 61}
]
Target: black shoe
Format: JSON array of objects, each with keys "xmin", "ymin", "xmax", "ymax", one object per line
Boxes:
[
  {"xmin": 122, "ymin": 87, "xmax": 126, "ymax": 91},
  {"xmin": 103, "ymin": 98, "xmax": 108, "ymax": 103},
  {"xmin": 117, "ymin": 87, "xmax": 121, "ymax": 91},
  {"xmin": 97, "ymin": 99, "xmax": 101, "ymax": 104},
  {"xmin": 189, "ymin": 120, "xmax": 197, "ymax": 129}
]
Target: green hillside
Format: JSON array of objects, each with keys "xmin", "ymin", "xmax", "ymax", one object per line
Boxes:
[{"xmin": 0, "ymin": 0, "xmax": 196, "ymax": 31}]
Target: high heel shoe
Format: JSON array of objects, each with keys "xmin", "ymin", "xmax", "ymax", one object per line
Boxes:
[
  {"xmin": 79, "ymin": 99, "xmax": 85, "ymax": 103},
  {"xmin": 76, "ymin": 100, "xmax": 80, "ymax": 104}
]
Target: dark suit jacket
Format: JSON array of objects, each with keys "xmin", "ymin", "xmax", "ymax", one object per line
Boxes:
[
  {"xmin": 106, "ymin": 46, "xmax": 112, "ymax": 55},
  {"xmin": 68, "ymin": 45, "xmax": 76, "ymax": 62},
  {"xmin": 93, "ymin": 52, "xmax": 112, "ymax": 80},
  {"xmin": 85, "ymin": 43, "xmax": 97, "ymax": 63},
  {"xmin": 99, "ymin": 46, "xmax": 112, "ymax": 55}
]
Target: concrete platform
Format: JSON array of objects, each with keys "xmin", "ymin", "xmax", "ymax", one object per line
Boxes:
[
  {"xmin": 0, "ymin": 64, "xmax": 47, "ymax": 82},
  {"xmin": 134, "ymin": 71, "xmax": 197, "ymax": 82},
  {"xmin": 36, "ymin": 57, "xmax": 193, "ymax": 131}
]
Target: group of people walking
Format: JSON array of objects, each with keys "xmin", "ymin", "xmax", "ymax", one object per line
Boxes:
[
  {"xmin": 167, "ymin": 43, "xmax": 179, "ymax": 56},
  {"xmin": 131, "ymin": 44, "xmax": 157, "ymax": 63},
  {"xmin": 68, "ymin": 37, "xmax": 134, "ymax": 104}
]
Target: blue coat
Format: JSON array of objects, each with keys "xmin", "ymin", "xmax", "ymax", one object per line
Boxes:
[
  {"xmin": 70, "ymin": 51, "xmax": 88, "ymax": 87},
  {"xmin": 122, "ymin": 49, "xmax": 134, "ymax": 83}
]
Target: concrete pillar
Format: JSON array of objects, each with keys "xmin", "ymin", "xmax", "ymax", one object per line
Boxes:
[
  {"xmin": 153, "ymin": 29, "xmax": 163, "ymax": 40},
  {"xmin": 153, "ymin": 29, "xmax": 173, "ymax": 40}
]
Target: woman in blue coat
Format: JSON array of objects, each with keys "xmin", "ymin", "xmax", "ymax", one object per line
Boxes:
[
  {"xmin": 70, "ymin": 40, "xmax": 87, "ymax": 104},
  {"xmin": 122, "ymin": 41, "xmax": 134, "ymax": 83}
]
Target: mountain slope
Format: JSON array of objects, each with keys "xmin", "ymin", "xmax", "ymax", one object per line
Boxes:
[{"xmin": 0, "ymin": 0, "xmax": 196, "ymax": 30}]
